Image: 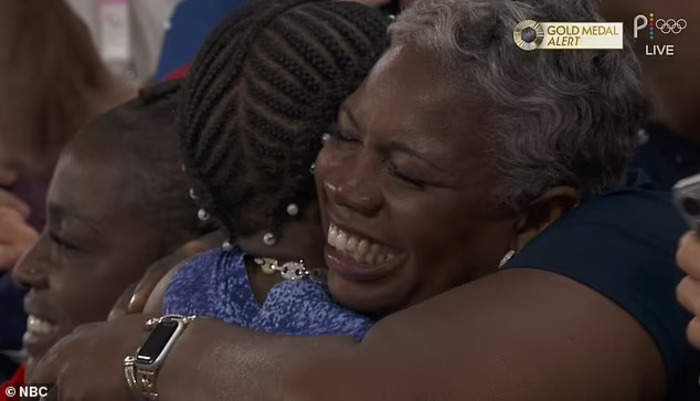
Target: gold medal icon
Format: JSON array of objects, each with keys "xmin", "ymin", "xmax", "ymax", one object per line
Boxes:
[{"xmin": 513, "ymin": 20, "xmax": 544, "ymax": 51}]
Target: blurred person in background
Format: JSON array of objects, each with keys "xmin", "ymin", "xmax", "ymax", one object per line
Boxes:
[
  {"xmin": 66, "ymin": 0, "xmax": 180, "ymax": 84},
  {"xmin": 678, "ymin": 232, "xmax": 700, "ymax": 352},
  {"xmin": 601, "ymin": 0, "xmax": 700, "ymax": 190},
  {"xmin": 0, "ymin": 0, "xmax": 136, "ymax": 379},
  {"xmin": 155, "ymin": 0, "xmax": 253, "ymax": 81}
]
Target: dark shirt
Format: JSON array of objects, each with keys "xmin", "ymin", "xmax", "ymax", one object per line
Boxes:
[
  {"xmin": 632, "ymin": 123, "xmax": 700, "ymax": 191},
  {"xmin": 503, "ymin": 171, "xmax": 700, "ymax": 399}
]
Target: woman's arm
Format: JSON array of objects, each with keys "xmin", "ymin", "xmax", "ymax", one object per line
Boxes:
[
  {"xmin": 35, "ymin": 267, "xmax": 662, "ymax": 401},
  {"xmin": 31, "ymin": 268, "xmax": 665, "ymax": 400},
  {"xmin": 156, "ymin": 268, "xmax": 663, "ymax": 401}
]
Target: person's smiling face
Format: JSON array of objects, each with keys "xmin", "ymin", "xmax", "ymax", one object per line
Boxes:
[
  {"xmin": 12, "ymin": 128, "xmax": 169, "ymax": 372},
  {"xmin": 315, "ymin": 45, "xmax": 518, "ymax": 317}
]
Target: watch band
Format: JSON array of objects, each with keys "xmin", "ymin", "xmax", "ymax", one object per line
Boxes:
[
  {"xmin": 124, "ymin": 355, "xmax": 146, "ymax": 401},
  {"xmin": 124, "ymin": 315, "xmax": 198, "ymax": 401},
  {"xmin": 134, "ymin": 369, "xmax": 159, "ymax": 400}
]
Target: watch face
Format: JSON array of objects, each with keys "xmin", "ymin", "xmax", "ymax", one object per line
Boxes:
[{"xmin": 136, "ymin": 321, "xmax": 179, "ymax": 366}]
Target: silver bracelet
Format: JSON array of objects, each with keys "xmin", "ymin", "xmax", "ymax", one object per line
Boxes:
[{"xmin": 124, "ymin": 355, "xmax": 146, "ymax": 401}]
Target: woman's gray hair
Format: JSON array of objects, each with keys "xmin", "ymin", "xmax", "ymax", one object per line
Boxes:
[{"xmin": 390, "ymin": 0, "xmax": 649, "ymax": 210}]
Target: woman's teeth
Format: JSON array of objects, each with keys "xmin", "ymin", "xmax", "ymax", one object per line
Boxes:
[
  {"xmin": 27, "ymin": 315, "xmax": 56, "ymax": 335},
  {"xmin": 327, "ymin": 223, "xmax": 397, "ymax": 265}
]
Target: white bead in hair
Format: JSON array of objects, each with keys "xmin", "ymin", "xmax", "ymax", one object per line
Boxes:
[
  {"xmin": 222, "ymin": 240, "xmax": 234, "ymax": 251},
  {"xmin": 286, "ymin": 204, "xmax": 299, "ymax": 216},
  {"xmin": 181, "ymin": 163, "xmax": 187, "ymax": 173},
  {"xmin": 197, "ymin": 209, "xmax": 210, "ymax": 221},
  {"xmin": 321, "ymin": 133, "xmax": 331, "ymax": 144},
  {"xmin": 189, "ymin": 188, "xmax": 197, "ymax": 200},
  {"xmin": 263, "ymin": 232, "xmax": 276, "ymax": 246}
]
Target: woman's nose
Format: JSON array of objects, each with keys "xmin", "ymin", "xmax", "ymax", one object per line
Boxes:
[
  {"xmin": 12, "ymin": 244, "xmax": 48, "ymax": 290},
  {"xmin": 323, "ymin": 167, "xmax": 383, "ymax": 217}
]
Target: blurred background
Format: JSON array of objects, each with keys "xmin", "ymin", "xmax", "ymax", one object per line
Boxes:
[{"xmin": 66, "ymin": 0, "xmax": 180, "ymax": 84}]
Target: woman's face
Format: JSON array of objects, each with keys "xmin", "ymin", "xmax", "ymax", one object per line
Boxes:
[
  {"xmin": 315, "ymin": 45, "xmax": 517, "ymax": 316},
  {"xmin": 12, "ymin": 131, "xmax": 168, "ymax": 371}
]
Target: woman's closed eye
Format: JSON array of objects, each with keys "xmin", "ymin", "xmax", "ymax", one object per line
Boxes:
[
  {"xmin": 48, "ymin": 231, "xmax": 80, "ymax": 253},
  {"xmin": 387, "ymin": 160, "xmax": 427, "ymax": 190},
  {"xmin": 328, "ymin": 125, "xmax": 361, "ymax": 144}
]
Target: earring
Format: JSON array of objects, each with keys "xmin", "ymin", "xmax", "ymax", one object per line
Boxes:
[
  {"xmin": 189, "ymin": 188, "xmax": 197, "ymax": 200},
  {"xmin": 197, "ymin": 208, "xmax": 209, "ymax": 221},
  {"xmin": 309, "ymin": 163, "xmax": 315, "ymax": 174},
  {"xmin": 263, "ymin": 232, "xmax": 276, "ymax": 246},
  {"xmin": 222, "ymin": 240, "xmax": 234, "ymax": 251},
  {"xmin": 321, "ymin": 133, "xmax": 331, "ymax": 144},
  {"xmin": 498, "ymin": 250, "xmax": 515, "ymax": 269},
  {"xmin": 286, "ymin": 203, "xmax": 299, "ymax": 216}
]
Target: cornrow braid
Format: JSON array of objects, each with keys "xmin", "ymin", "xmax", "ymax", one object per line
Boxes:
[{"xmin": 179, "ymin": 0, "xmax": 389, "ymax": 240}]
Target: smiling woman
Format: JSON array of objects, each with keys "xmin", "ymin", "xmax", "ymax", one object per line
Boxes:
[
  {"xmin": 10, "ymin": 81, "xmax": 218, "ymax": 378},
  {"xmin": 315, "ymin": 0, "xmax": 648, "ymax": 316}
]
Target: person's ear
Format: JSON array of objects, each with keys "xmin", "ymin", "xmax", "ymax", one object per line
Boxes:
[{"xmin": 511, "ymin": 186, "xmax": 580, "ymax": 252}]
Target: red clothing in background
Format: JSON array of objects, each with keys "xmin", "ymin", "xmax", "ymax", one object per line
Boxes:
[
  {"xmin": 0, "ymin": 363, "xmax": 25, "ymax": 400},
  {"xmin": 165, "ymin": 64, "xmax": 191, "ymax": 81}
]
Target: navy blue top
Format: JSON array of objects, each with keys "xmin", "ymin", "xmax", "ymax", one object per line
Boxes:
[
  {"xmin": 0, "ymin": 275, "xmax": 25, "ymax": 351},
  {"xmin": 155, "ymin": 0, "xmax": 251, "ymax": 81},
  {"xmin": 632, "ymin": 123, "xmax": 700, "ymax": 191},
  {"xmin": 163, "ymin": 246, "xmax": 374, "ymax": 340},
  {"xmin": 503, "ymin": 172, "xmax": 700, "ymax": 399}
]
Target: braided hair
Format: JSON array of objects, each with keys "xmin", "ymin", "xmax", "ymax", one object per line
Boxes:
[
  {"xmin": 90, "ymin": 80, "xmax": 218, "ymax": 249},
  {"xmin": 179, "ymin": 0, "xmax": 389, "ymax": 240}
]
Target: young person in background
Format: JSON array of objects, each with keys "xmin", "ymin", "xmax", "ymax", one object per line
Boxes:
[{"xmin": 1, "ymin": 82, "xmax": 221, "ymax": 392}]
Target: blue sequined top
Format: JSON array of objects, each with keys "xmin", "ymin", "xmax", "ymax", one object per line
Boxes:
[{"xmin": 163, "ymin": 247, "xmax": 374, "ymax": 340}]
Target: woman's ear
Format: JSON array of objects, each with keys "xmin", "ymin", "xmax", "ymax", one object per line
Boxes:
[{"xmin": 511, "ymin": 186, "xmax": 580, "ymax": 251}]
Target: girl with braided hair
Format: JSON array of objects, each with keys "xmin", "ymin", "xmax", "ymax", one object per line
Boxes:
[{"xmin": 152, "ymin": 0, "xmax": 390, "ymax": 339}]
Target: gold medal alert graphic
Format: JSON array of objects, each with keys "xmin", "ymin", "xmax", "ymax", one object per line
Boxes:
[{"xmin": 514, "ymin": 21, "xmax": 623, "ymax": 50}]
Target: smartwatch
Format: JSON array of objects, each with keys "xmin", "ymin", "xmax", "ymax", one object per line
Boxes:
[{"xmin": 124, "ymin": 315, "xmax": 198, "ymax": 400}]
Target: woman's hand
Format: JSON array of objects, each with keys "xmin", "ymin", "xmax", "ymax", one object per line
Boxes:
[
  {"xmin": 676, "ymin": 231, "xmax": 700, "ymax": 348},
  {"xmin": 0, "ymin": 166, "xmax": 37, "ymax": 270},
  {"xmin": 30, "ymin": 314, "xmax": 156, "ymax": 401},
  {"xmin": 108, "ymin": 230, "xmax": 228, "ymax": 319}
]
